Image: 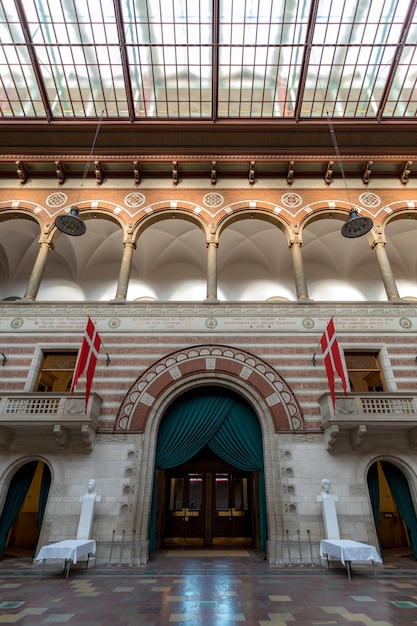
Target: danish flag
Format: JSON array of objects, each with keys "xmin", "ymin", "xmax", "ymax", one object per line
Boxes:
[
  {"xmin": 320, "ymin": 318, "xmax": 348, "ymax": 409},
  {"xmin": 71, "ymin": 317, "xmax": 102, "ymax": 413}
]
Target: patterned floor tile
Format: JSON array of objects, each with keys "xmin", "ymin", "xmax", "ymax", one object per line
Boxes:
[{"xmin": 0, "ymin": 550, "xmax": 415, "ymax": 625}]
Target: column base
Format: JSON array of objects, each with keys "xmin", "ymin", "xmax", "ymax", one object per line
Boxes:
[{"xmin": 109, "ymin": 296, "xmax": 127, "ymax": 303}]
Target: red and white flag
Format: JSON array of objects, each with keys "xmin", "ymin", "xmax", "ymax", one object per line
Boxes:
[
  {"xmin": 320, "ymin": 318, "xmax": 347, "ymax": 409},
  {"xmin": 71, "ymin": 317, "xmax": 102, "ymax": 413}
]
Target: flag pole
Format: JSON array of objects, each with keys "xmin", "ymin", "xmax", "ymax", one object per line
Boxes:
[{"xmin": 311, "ymin": 316, "xmax": 334, "ymax": 365}]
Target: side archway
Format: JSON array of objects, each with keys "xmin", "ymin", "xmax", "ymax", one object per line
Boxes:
[
  {"xmin": 367, "ymin": 459, "xmax": 417, "ymax": 558},
  {"xmin": 0, "ymin": 459, "xmax": 51, "ymax": 559}
]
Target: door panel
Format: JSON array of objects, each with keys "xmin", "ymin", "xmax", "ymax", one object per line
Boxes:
[
  {"xmin": 163, "ymin": 470, "xmax": 253, "ymax": 547},
  {"xmin": 165, "ymin": 474, "xmax": 205, "ymax": 545},
  {"xmin": 213, "ymin": 474, "xmax": 252, "ymax": 545}
]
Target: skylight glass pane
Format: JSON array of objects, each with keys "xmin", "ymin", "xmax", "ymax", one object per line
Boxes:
[
  {"xmin": 219, "ymin": 0, "xmax": 310, "ymax": 117},
  {"xmin": 386, "ymin": 6, "xmax": 417, "ymax": 117},
  {"xmin": 23, "ymin": 0, "xmax": 127, "ymax": 117},
  {"xmin": 305, "ymin": 0, "xmax": 410, "ymax": 117},
  {"xmin": 122, "ymin": 0, "xmax": 212, "ymax": 118},
  {"xmin": 0, "ymin": 0, "xmax": 46, "ymax": 117}
]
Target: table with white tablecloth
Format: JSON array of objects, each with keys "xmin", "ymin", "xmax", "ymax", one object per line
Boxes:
[
  {"xmin": 320, "ymin": 539, "xmax": 382, "ymax": 579},
  {"xmin": 36, "ymin": 539, "xmax": 96, "ymax": 578}
]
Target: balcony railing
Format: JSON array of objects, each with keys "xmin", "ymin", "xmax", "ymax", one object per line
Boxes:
[
  {"xmin": 319, "ymin": 392, "xmax": 417, "ymax": 450},
  {"xmin": 5, "ymin": 396, "xmax": 61, "ymax": 414},
  {"xmin": 0, "ymin": 392, "xmax": 102, "ymax": 450}
]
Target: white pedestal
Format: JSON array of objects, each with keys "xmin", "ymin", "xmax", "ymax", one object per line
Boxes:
[
  {"xmin": 77, "ymin": 492, "xmax": 101, "ymax": 540},
  {"xmin": 317, "ymin": 493, "xmax": 340, "ymax": 540}
]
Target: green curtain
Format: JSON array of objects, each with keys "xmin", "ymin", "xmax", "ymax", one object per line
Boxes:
[
  {"xmin": 208, "ymin": 402, "xmax": 266, "ymax": 549},
  {"xmin": 149, "ymin": 389, "xmax": 266, "ymax": 553},
  {"xmin": 367, "ymin": 462, "xmax": 383, "ymax": 558},
  {"xmin": 381, "ymin": 461, "xmax": 417, "ymax": 559},
  {"xmin": 156, "ymin": 394, "xmax": 234, "ymax": 468},
  {"xmin": 0, "ymin": 461, "xmax": 38, "ymax": 558},
  {"xmin": 37, "ymin": 463, "xmax": 51, "ymax": 530}
]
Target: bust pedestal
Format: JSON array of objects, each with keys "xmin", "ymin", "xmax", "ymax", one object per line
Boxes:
[
  {"xmin": 77, "ymin": 491, "xmax": 101, "ymax": 540},
  {"xmin": 316, "ymin": 493, "xmax": 340, "ymax": 540}
]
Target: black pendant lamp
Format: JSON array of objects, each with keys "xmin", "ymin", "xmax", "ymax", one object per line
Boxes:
[
  {"xmin": 341, "ymin": 209, "xmax": 373, "ymax": 238},
  {"xmin": 55, "ymin": 207, "xmax": 86, "ymax": 236}
]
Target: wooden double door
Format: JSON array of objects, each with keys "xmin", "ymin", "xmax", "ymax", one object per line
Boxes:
[{"xmin": 162, "ymin": 470, "xmax": 255, "ymax": 547}]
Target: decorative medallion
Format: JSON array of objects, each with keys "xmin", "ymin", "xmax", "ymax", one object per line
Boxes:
[
  {"xmin": 108, "ymin": 317, "xmax": 121, "ymax": 329},
  {"xmin": 302, "ymin": 318, "xmax": 315, "ymax": 329},
  {"xmin": 358, "ymin": 192, "xmax": 381, "ymax": 208},
  {"xmin": 10, "ymin": 317, "xmax": 24, "ymax": 329},
  {"xmin": 46, "ymin": 192, "xmax": 67, "ymax": 208},
  {"xmin": 281, "ymin": 192, "xmax": 302, "ymax": 208},
  {"xmin": 399, "ymin": 317, "xmax": 412, "ymax": 330},
  {"xmin": 202, "ymin": 192, "xmax": 224, "ymax": 208},
  {"xmin": 124, "ymin": 192, "xmax": 146, "ymax": 208},
  {"xmin": 205, "ymin": 317, "xmax": 218, "ymax": 329}
]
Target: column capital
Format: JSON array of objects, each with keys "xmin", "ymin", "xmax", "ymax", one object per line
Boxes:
[
  {"xmin": 371, "ymin": 237, "xmax": 386, "ymax": 250},
  {"xmin": 39, "ymin": 240, "xmax": 54, "ymax": 251},
  {"xmin": 122, "ymin": 239, "xmax": 136, "ymax": 250}
]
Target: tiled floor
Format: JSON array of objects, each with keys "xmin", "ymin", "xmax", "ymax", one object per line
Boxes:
[{"xmin": 0, "ymin": 549, "xmax": 417, "ymax": 625}]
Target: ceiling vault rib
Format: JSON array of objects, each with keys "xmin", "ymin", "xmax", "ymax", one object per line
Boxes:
[{"xmin": 13, "ymin": 0, "xmax": 53, "ymax": 122}]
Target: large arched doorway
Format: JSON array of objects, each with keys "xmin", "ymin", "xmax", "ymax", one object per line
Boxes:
[
  {"xmin": 150, "ymin": 386, "xmax": 265, "ymax": 552},
  {"xmin": 367, "ymin": 460, "xmax": 417, "ymax": 558},
  {"xmin": 0, "ymin": 461, "xmax": 51, "ymax": 558}
]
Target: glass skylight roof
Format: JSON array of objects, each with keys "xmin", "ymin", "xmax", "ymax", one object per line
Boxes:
[{"xmin": 0, "ymin": 0, "xmax": 416, "ymax": 120}]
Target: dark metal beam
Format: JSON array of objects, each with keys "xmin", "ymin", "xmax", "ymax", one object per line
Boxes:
[
  {"xmin": 113, "ymin": 0, "xmax": 136, "ymax": 122},
  {"xmin": 14, "ymin": 0, "xmax": 53, "ymax": 122}
]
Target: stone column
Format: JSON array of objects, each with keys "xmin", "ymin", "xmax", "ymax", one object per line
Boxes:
[
  {"xmin": 113, "ymin": 240, "xmax": 136, "ymax": 301},
  {"xmin": 372, "ymin": 241, "xmax": 400, "ymax": 300},
  {"xmin": 206, "ymin": 241, "xmax": 218, "ymax": 301},
  {"xmin": 289, "ymin": 241, "xmax": 310, "ymax": 301},
  {"xmin": 23, "ymin": 241, "xmax": 53, "ymax": 301}
]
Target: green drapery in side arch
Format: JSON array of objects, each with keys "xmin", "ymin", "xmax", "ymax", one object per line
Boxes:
[{"xmin": 149, "ymin": 388, "xmax": 266, "ymax": 553}]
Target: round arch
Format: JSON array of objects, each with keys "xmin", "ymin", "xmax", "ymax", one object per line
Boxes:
[
  {"xmin": 217, "ymin": 208, "xmax": 292, "ymax": 244},
  {"xmin": 50, "ymin": 205, "xmax": 126, "ymax": 244},
  {"xmin": 0, "ymin": 208, "xmax": 42, "ymax": 230},
  {"xmin": 298, "ymin": 203, "xmax": 375, "ymax": 236},
  {"xmin": 115, "ymin": 344, "xmax": 305, "ymax": 434},
  {"xmin": 383, "ymin": 207, "xmax": 417, "ymax": 233},
  {"xmin": 131, "ymin": 208, "xmax": 210, "ymax": 243}
]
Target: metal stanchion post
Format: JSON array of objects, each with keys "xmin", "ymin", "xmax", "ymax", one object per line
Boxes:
[
  {"xmin": 119, "ymin": 529, "xmax": 125, "ymax": 566},
  {"xmin": 307, "ymin": 529, "xmax": 315, "ymax": 566},
  {"xmin": 297, "ymin": 530, "xmax": 304, "ymax": 566},
  {"xmin": 286, "ymin": 530, "xmax": 292, "ymax": 567},
  {"xmin": 108, "ymin": 529, "xmax": 115, "ymax": 566}
]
